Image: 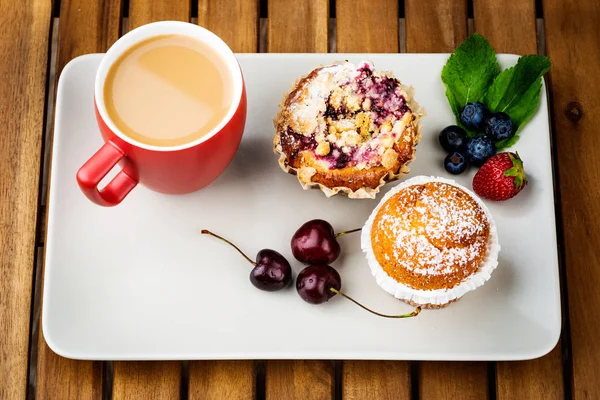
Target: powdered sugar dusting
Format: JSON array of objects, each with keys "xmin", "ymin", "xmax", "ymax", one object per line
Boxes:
[
  {"xmin": 378, "ymin": 214, "xmax": 485, "ymax": 276},
  {"xmin": 373, "ymin": 182, "xmax": 489, "ymax": 282}
]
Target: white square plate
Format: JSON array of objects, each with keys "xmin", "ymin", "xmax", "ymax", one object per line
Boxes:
[{"xmin": 43, "ymin": 54, "xmax": 560, "ymax": 360}]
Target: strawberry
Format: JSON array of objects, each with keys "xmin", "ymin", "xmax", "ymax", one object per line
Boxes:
[{"xmin": 472, "ymin": 152, "xmax": 527, "ymax": 201}]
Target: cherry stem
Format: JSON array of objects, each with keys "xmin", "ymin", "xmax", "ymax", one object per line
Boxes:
[
  {"xmin": 329, "ymin": 288, "xmax": 421, "ymax": 319},
  {"xmin": 335, "ymin": 228, "xmax": 362, "ymax": 238},
  {"xmin": 201, "ymin": 229, "xmax": 255, "ymax": 266}
]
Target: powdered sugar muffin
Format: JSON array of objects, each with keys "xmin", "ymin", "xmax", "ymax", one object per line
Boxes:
[
  {"xmin": 274, "ymin": 61, "xmax": 424, "ymax": 199},
  {"xmin": 361, "ymin": 176, "xmax": 500, "ymax": 308}
]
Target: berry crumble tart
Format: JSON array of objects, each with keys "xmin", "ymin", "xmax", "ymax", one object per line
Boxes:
[{"xmin": 274, "ymin": 61, "xmax": 424, "ymax": 199}]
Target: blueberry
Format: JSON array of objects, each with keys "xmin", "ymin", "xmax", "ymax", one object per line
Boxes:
[
  {"xmin": 485, "ymin": 112, "xmax": 514, "ymax": 141},
  {"xmin": 466, "ymin": 136, "xmax": 496, "ymax": 167},
  {"xmin": 439, "ymin": 125, "xmax": 468, "ymax": 152},
  {"xmin": 460, "ymin": 102, "xmax": 489, "ymax": 131},
  {"xmin": 444, "ymin": 152, "xmax": 468, "ymax": 175},
  {"xmin": 334, "ymin": 151, "xmax": 350, "ymax": 169}
]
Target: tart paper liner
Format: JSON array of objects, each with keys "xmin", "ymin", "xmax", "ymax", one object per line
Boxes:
[
  {"xmin": 273, "ymin": 64, "xmax": 425, "ymax": 200},
  {"xmin": 360, "ymin": 175, "xmax": 501, "ymax": 307}
]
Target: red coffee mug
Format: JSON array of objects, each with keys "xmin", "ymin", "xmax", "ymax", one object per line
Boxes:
[{"xmin": 77, "ymin": 21, "xmax": 247, "ymax": 206}]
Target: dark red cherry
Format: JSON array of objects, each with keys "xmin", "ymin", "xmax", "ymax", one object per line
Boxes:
[
  {"xmin": 296, "ymin": 264, "xmax": 421, "ymax": 318},
  {"xmin": 292, "ymin": 219, "xmax": 350, "ymax": 264},
  {"xmin": 202, "ymin": 230, "xmax": 292, "ymax": 292},
  {"xmin": 250, "ymin": 249, "xmax": 293, "ymax": 291},
  {"xmin": 296, "ymin": 264, "xmax": 341, "ymax": 304}
]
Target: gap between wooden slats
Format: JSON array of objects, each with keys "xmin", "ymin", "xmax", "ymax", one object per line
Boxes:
[
  {"xmin": 108, "ymin": 1, "xmax": 189, "ymax": 398},
  {"xmin": 28, "ymin": 17, "xmax": 59, "ymax": 399},
  {"xmin": 403, "ymin": 1, "xmax": 491, "ymax": 399},
  {"xmin": 0, "ymin": 1, "xmax": 51, "ymax": 398},
  {"xmin": 264, "ymin": 1, "xmax": 337, "ymax": 398},
  {"xmin": 541, "ymin": 0, "xmax": 599, "ymax": 397},
  {"xmin": 334, "ymin": 1, "xmax": 410, "ymax": 398},
  {"xmin": 190, "ymin": 2, "xmax": 261, "ymax": 400},
  {"xmin": 472, "ymin": 1, "xmax": 565, "ymax": 399},
  {"xmin": 34, "ymin": 0, "xmax": 123, "ymax": 398},
  {"xmin": 34, "ymin": 1, "xmax": 120, "ymax": 399}
]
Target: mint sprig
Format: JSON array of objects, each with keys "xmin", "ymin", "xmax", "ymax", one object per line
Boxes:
[
  {"xmin": 441, "ymin": 35, "xmax": 551, "ymax": 150},
  {"xmin": 484, "ymin": 55, "xmax": 550, "ymax": 134},
  {"xmin": 441, "ymin": 33, "xmax": 499, "ymax": 136}
]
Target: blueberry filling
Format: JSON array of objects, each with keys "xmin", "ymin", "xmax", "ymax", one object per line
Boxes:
[
  {"xmin": 358, "ymin": 65, "xmax": 373, "ymax": 77},
  {"xmin": 324, "ymin": 100, "xmax": 348, "ymax": 121},
  {"xmin": 319, "ymin": 145, "xmax": 353, "ymax": 169},
  {"xmin": 367, "ymin": 78, "xmax": 409, "ymax": 123},
  {"xmin": 282, "ymin": 127, "xmax": 317, "ymax": 157}
]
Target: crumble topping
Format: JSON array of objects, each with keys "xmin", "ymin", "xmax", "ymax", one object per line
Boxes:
[{"xmin": 280, "ymin": 61, "xmax": 416, "ymax": 170}]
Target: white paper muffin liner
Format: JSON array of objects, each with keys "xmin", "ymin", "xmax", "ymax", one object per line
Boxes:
[{"xmin": 360, "ymin": 175, "xmax": 501, "ymax": 307}]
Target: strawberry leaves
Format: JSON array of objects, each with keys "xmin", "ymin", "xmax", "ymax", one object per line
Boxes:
[{"xmin": 503, "ymin": 152, "xmax": 527, "ymax": 189}]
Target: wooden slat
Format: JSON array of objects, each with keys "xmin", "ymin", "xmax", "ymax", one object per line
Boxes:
[
  {"xmin": 194, "ymin": 0, "xmax": 262, "ymax": 395},
  {"xmin": 36, "ymin": 357, "xmax": 103, "ymax": 400},
  {"xmin": 335, "ymin": 0, "xmax": 399, "ymax": 53},
  {"xmin": 544, "ymin": 0, "xmax": 600, "ymax": 398},
  {"xmin": 419, "ymin": 362, "xmax": 488, "ymax": 400},
  {"xmin": 113, "ymin": 362, "xmax": 181, "ymax": 400},
  {"xmin": 405, "ymin": 0, "xmax": 468, "ymax": 53},
  {"xmin": 267, "ymin": 0, "xmax": 329, "ymax": 52},
  {"xmin": 342, "ymin": 361, "xmax": 411, "ymax": 400},
  {"xmin": 197, "ymin": 0, "xmax": 259, "ymax": 52},
  {"xmin": 404, "ymin": 3, "xmax": 489, "ymax": 398},
  {"xmin": 193, "ymin": 4, "xmax": 259, "ymax": 397},
  {"xmin": 109, "ymin": 4, "xmax": 190, "ymax": 399},
  {"xmin": 265, "ymin": 3, "xmax": 332, "ymax": 398},
  {"xmin": 472, "ymin": 1, "xmax": 565, "ymax": 399},
  {"xmin": 335, "ymin": 3, "xmax": 409, "ymax": 398},
  {"xmin": 128, "ymin": 0, "xmax": 190, "ymax": 28},
  {"xmin": 57, "ymin": 0, "xmax": 122, "ymax": 74},
  {"xmin": 37, "ymin": 0, "xmax": 122, "ymax": 249},
  {"xmin": 37, "ymin": 0, "xmax": 121, "ymax": 248},
  {"xmin": 266, "ymin": 360, "xmax": 334, "ymax": 400},
  {"xmin": 496, "ymin": 346, "xmax": 564, "ymax": 399},
  {"xmin": 192, "ymin": 3, "xmax": 259, "ymax": 397},
  {"xmin": 192, "ymin": 2, "xmax": 261, "ymax": 393},
  {"xmin": 189, "ymin": 361, "xmax": 255, "ymax": 400},
  {"xmin": 36, "ymin": 2, "xmax": 122, "ymax": 398},
  {"xmin": 473, "ymin": 0, "xmax": 537, "ymax": 54},
  {"xmin": 0, "ymin": 1, "xmax": 51, "ymax": 398}
]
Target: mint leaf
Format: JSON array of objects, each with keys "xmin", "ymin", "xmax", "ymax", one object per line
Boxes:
[
  {"xmin": 494, "ymin": 134, "xmax": 520, "ymax": 150},
  {"xmin": 484, "ymin": 55, "xmax": 550, "ymax": 114},
  {"xmin": 482, "ymin": 67, "xmax": 514, "ymax": 110},
  {"xmin": 441, "ymin": 34, "xmax": 499, "ymax": 129},
  {"xmin": 484, "ymin": 55, "xmax": 550, "ymax": 150},
  {"xmin": 502, "ymin": 78, "xmax": 543, "ymax": 130},
  {"xmin": 444, "ymin": 88, "xmax": 461, "ymax": 120}
]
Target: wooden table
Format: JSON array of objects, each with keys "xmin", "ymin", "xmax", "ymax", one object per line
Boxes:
[{"xmin": 1, "ymin": 0, "xmax": 597, "ymax": 398}]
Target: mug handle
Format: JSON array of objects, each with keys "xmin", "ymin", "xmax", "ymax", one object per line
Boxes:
[{"xmin": 76, "ymin": 140, "xmax": 138, "ymax": 207}]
